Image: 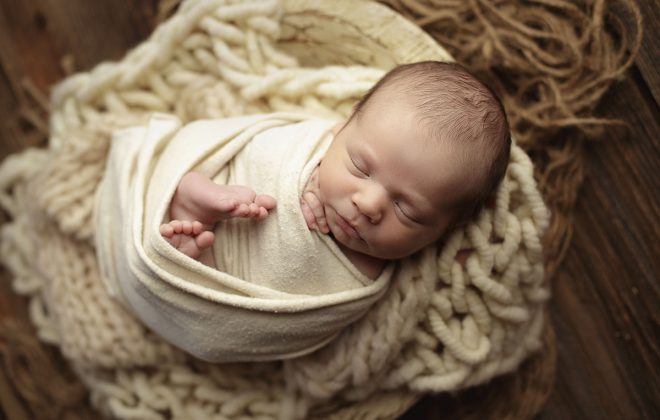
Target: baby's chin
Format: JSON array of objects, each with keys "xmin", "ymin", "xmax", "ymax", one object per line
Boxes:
[
  {"xmin": 341, "ymin": 237, "xmax": 419, "ymax": 261},
  {"xmin": 368, "ymin": 249, "xmax": 419, "ymax": 260},
  {"xmin": 328, "ymin": 220, "xmax": 428, "ymax": 260}
]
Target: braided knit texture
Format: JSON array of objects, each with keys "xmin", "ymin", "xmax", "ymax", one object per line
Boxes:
[{"xmin": 0, "ymin": 0, "xmax": 550, "ymax": 418}]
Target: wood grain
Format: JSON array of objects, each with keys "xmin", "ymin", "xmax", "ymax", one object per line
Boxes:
[
  {"xmin": 0, "ymin": 1, "xmax": 657, "ymax": 419},
  {"xmin": 634, "ymin": 0, "xmax": 660, "ymax": 105},
  {"xmin": 540, "ymin": 62, "xmax": 660, "ymax": 420}
]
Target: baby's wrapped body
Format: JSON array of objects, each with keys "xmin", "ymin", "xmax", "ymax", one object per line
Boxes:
[
  {"xmin": 95, "ymin": 113, "xmax": 393, "ymax": 363},
  {"xmin": 213, "ymin": 117, "xmax": 390, "ymax": 295}
]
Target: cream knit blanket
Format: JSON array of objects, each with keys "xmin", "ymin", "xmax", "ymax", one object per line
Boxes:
[
  {"xmin": 96, "ymin": 112, "xmax": 393, "ymax": 363},
  {"xmin": 0, "ymin": 0, "xmax": 551, "ymax": 418}
]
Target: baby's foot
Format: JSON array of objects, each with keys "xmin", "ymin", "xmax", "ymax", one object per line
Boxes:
[
  {"xmin": 170, "ymin": 172, "xmax": 277, "ymax": 228},
  {"xmin": 159, "ymin": 220, "xmax": 215, "ymax": 259}
]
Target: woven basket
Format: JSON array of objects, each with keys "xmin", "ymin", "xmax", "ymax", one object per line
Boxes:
[
  {"xmin": 0, "ymin": 0, "xmax": 555, "ymax": 418},
  {"xmin": 279, "ymin": 0, "xmax": 451, "ymax": 67}
]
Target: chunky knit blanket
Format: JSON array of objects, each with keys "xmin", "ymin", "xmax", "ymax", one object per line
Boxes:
[{"xmin": 0, "ymin": 0, "xmax": 550, "ymax": 418}]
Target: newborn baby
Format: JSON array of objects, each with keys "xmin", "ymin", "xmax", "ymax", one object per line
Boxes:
[{"xmin": 160, "ymin": 61, "xmax": 510, "ymax": 279}]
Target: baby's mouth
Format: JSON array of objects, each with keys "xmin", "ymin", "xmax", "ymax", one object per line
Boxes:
[{"xmin": 335, "ymin": 213, "xmax": 363, "ymax": 241}]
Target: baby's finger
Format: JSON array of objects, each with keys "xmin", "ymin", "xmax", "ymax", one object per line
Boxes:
[
  {"xmin": 308, "ymin": 167, "xmax": 319, "ymax": 183},
  {"xmin": 300, "ymin": 199, "xmax": 317, "ymax": 230},
  {"xmin": 318, "ymin": 215, "xmax": 329, "ymax": 234},
  {"xmin": 309, "ymin": 202, "xmax": 328, "ymax": 233},
  {"xmin": 304, "ymin": 192, "xmax": 328, "ymax": 234}
]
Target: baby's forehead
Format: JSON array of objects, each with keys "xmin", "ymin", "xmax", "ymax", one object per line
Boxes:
[
  {"xmin": 368, "ymin": 81, "xmax": 424, "ymax": 106},
  {"xmin": 410, "ymin": 135, "xmax": 487, "ymax": 197},
  {"xmin": 357, "ymin": 96, "xmax": 460, "ymax": 154}
]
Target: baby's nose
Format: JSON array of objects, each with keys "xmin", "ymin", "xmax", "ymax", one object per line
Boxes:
[{"xmin": 352, "ymin": 185, "xmax": 385, "ymax": 223}]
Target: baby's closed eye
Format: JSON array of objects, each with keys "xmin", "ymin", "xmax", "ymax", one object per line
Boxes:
[
  {"xmin": 394, "ymin": 201, "xmax": 422, "ymax": 224},
  {"xmin": 350, "ymin": 156, "xmax": 368, "ymax": 176}
]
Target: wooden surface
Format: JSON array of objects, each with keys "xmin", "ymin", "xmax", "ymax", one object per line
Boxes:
[{"xmin": 0, "ymin": 1, "xmax": 658, "ymax": 419}]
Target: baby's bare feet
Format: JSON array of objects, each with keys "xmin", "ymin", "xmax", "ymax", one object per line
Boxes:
[
  {"xmin": 162, "ymin": 172, "xmax": 277, "ymax": 262},
  {"xmin": 160, "ymin": 220, "xmax": 215, "ymax": 259},
  {"xmin": 170, "ymin": 172, "xmax": 277, "ymax": 228}
]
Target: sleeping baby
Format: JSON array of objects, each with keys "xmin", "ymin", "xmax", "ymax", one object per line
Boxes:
[
  {"xmin": 95, "ymin": 60, "xmax": 511, "ymax": 362},
  {"xmin": 159, "ymin": 61, "xmax": 510, "ymax": 280}
]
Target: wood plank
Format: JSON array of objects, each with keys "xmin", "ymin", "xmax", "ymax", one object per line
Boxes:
[
  {"xmin": 0, "ymin": 0, "xmax": 158, "ymax": 161},
  {"xmin": 539, "ymin": 66, "xmax": 660, "ymax": 419},
  {"xmin": 0, "ymin": 1, "xmax": 50, "ymax": 157},
  {"xmin": 633, "ymin": 0, "xmax": 660, "ymax": 105},
  {"xmin": 0, "ymin": 0, "xmax": 156, "ymax": 90}
]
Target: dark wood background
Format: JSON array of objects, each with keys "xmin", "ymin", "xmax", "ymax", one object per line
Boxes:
[{"xmin": 0, "ymin": 1, "xmax": 658, "ymax": 419}]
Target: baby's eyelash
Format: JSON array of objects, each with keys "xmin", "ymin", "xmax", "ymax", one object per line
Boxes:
[
  {"xmin": 394, "ymin": 202, "xmax": 406, "ymax": 217},
  {"xmin": 351, "ymin": 157, "xmax": 368, "ymax": 175},
  {"xmin": 395, "ymin": 202, "xmax": 423, "ymax": 224}
]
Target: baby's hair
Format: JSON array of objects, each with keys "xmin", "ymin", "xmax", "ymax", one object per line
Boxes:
[{"xmin": 352, "ymin": 61, "xmax": 511, "ymax": 230}]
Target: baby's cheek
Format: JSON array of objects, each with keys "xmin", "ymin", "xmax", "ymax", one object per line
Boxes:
[{"xmin": 372, "ymin": 229, "xmax": 404, "ymax": 258}]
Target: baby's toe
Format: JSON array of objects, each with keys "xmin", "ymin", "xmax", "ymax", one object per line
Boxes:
[
  {"xmin": 192, "ymin": 221, "xmax": 203, "ymax": 235},
  {"xmin": 255, "ymin": 194, "xmax": 277, "ymax": 210},
  {"xmin": 170, "ymin": 220, "xmax": 183, "ymax": 233},
  {"xmin": 181, "ymin": 220, "xmax": 193, "ymax": 235},
  {"xmin": 217, "ymin": 198, "xmax": 238, "ymax": 213},
  {"xmin": 160, "ymin": 224, "xmax": 174, "ymax": 237},
  {"xmin": 256, "ymin": 207, "xmax": 268, "ymax": 220},
  {"xmin": 248, "ymin": 203, "xmax": 260, "ymax": 217},
  {"xmin": 195, "ymin": 231, "xmax": 215, "ymax": 249},
  {"xmin": 233, "ymin": 203, "xmax": 250, "ymax": 217}
]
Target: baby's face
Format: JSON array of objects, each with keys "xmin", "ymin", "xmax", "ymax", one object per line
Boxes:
[{"xmin": 318, "ymin": 97, "xmax": 474, "ymax": 260}]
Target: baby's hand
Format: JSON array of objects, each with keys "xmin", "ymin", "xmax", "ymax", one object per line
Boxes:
[{"xmin": 300, "ymin": 165, "xmax": 329, "ymax": 233}]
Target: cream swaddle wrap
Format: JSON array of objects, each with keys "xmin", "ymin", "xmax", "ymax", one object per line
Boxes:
[{"xmin": 95, "ymin": 112, "xmax": 393, "ymax": 363}]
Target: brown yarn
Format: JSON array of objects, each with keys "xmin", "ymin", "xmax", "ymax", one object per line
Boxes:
[
  {"xmin": 379, "ymin": 0, "xmax": 643, "ymax": 280},
  {"xmin": 0, "ymin": 1, "xmax": 642, "ymax": 419}
]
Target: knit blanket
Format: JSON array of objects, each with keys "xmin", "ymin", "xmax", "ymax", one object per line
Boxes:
[
  {"xmin": 96, "ymin": 112, "xmax": 393, "ymax": 363},
  {"xmin": 0, "ymin": 0, "xmax": 551, "ymax": 418}
]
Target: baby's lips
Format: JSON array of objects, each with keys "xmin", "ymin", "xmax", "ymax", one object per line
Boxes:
[{"xmin": 336, "ymin": 213, "xmax": 363, "ymax": 241}]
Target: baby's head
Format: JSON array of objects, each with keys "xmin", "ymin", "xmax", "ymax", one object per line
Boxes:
[{"xmin": 318, "ymin": 61, "xmax": 510, "ymax": 259}]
